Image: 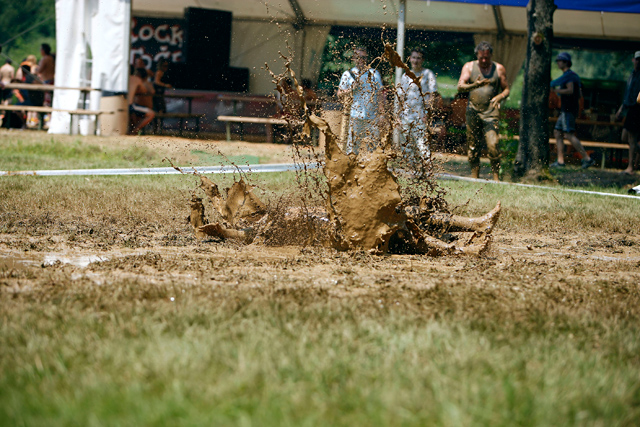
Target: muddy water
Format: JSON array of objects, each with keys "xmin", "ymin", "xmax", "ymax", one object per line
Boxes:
[{"xmin": 0, "ymin": 253, "xmax": 109, "ymax": 269}]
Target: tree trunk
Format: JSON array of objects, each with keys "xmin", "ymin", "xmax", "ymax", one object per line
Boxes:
[{"xmin": 514, "ymin": 0, "xmax": 556, "ymax": 178}]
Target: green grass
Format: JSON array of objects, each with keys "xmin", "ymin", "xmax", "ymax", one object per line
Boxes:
[
  {"xmin": 0, "ymin": 135, "xmax": 266, "ymax": 171},
  {"xmin": 0, "ymin": 137, "xmax": 158, "ymax": 171},
  {"xmin": 2, "ymin": 290, "xmax": 639, "ymax": 426}
]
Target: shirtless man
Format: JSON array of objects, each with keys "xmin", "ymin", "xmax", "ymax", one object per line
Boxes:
[
  {"xmin": 38, "ymin": 43, "xmax": 55, "ymax": 115},
  {"xmin": 128, "ymin": 67, "xmax": 155, "ymax": 134},
  {"xmin": 457, "ymin": 41, "xmax": 510, "ymax": 181},
  {"xmin": 0, "ymin": 59, "xmax": 14, "ymax": 105},
  {"xmin": 37, "ymin": 44, "xmax": 55, "ymax": 84},
  {"xmin": 134, "ymin": 67, "xmax": 155, "ymax": 110}
]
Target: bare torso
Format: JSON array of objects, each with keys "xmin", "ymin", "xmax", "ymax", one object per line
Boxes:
[{"xmin": 37, "ymin": 55, "xmax": 55, "ymax": 82}]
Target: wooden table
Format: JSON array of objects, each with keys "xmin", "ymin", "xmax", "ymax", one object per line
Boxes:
[
  {"xmin": 162, "ymin": 92, "xmax": 204, "ymax": 114},
  {"xmin": 217, "ymin": 115, "xmax": 288, "ymax": 143},
  {"xmin": 4, "ymin": 83, "xmax": 99, "ymax": 109}
]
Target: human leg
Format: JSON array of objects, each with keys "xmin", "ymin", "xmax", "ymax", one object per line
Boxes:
[
  {"xmin": 553, "ymin": 125, "xmax": 566, "ymax": 165},
  {"xmin": 345, "ymin": 116, "xmax": 359, "ymax": 155},
  {"xmin": 423, "ymin": 201, "xmax": 501, "ymax": 233},
  {"xmin": 129, "ymin": 104, "xmax": 155, "ymax": 133},
  {"xmin": 622, "ymin": 129, "xmax": 638, "ymax": 173},
  {"xmin": 483, "ymin": 118, "xmax": 500, "ymax": 181},
  {"xmin": 622, "ymin": 106, "xmax": 640, "ymax": 173},
  {"xmin": 466, "ymin": 110, "xmax": 482, "ymax": 178},
  {"xmin": 400, "ymin": 117, "xmax": 430, "ymax": 166},
  {"xmin": 565, "ymin": 133, "xmax": 591, "ymax": 163}
]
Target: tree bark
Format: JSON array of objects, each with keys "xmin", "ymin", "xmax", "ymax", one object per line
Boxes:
[{"xmin": 514, "ymin": 0, "xmax": 556, "ymax": 178}]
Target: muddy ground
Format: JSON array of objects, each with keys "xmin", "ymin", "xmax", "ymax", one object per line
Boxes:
[
  {"xmin": 1, "ymin": 134, "xmax": 639, "ymax": 299},
  {"xmin": 2, "ymin": 227, "xmax": 640, "ymax": 301}
]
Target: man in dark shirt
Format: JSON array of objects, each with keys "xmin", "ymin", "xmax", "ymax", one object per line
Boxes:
[
  {"xmin": 549, "ymin": 52, "xmax": 594, "ymax": 169},
  {"xmin": 616, "ymin": 51, "xmax": 640, "ymax": 175}
]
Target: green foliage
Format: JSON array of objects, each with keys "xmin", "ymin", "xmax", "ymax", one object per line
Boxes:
[
  {"xmin": 0, "ymin": 0, "xmax": 55, "ymax": 64},
  {"xmin": 551, "ymin": 49, "xmax": 633, "ymax": 82},
  {"xmin": 317, "ymin": 30, "xmax": 474, "ymax": 97}
]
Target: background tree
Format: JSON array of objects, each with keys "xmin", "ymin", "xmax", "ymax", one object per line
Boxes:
[
  {"xmin": 513, "ymin": 0, "xmax": 556, "ymax": 179},
  {"xmin": 0, "ymin": 0, "xmax": 55, "ymax": 63}
]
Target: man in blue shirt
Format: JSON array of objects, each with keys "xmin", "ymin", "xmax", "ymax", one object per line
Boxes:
[
  {"xmin": 549, "ymin": 52, "xmax": 595, "ymax": 169},
  {"xmin": 615, "ymin": 51, "xmax": 640, "ymax": 175}
]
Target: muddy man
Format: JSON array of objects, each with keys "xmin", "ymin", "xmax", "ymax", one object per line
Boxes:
[{"xmin": 457, "ymin": 41, "xmax": 510, "ymax": 181}]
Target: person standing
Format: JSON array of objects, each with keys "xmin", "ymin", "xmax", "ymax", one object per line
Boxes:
[
  {"xmin": 0, "ymin": 59, "xmax": 14, "ymax": 105},
  {"xmin": 128, "ymin": 66, "xmax": 155, "ymax": 134},
  {"xmin": 457, "ymin": 41, "xmax": 510, "ymax": 181},
  {"xmin": 396, "ymin": 48, "xmax": 438, "ymax": 163},
  {"xmin": 37, "ymin": 43, "xmax": 55, "ymax": 85},
  {"xmin": 549, "ymin": 52, "xmax": 595, "ymax": 169},
  {"xmin": 615, "ymin": 51, "xmax": 640, "ymax": 175},
  {"xmin": 337, "ymin": 46, "xmax": 384, "ymax": 155},
  {"xmin": 153, "ymin": 59, "xmax": 172, "ymax": 113},
  {"xmin": 37, "ymin": 43, "xmax": 55, "ymax": 129}
]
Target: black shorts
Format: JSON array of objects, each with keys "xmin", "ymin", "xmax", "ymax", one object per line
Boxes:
[
  {"xmin": 129, "ymin": 103, "xmax": 152, "ymax": 117},
  {"xmin": 0, "ymin": 88, "xmax": 11, "ymax": 102},
  {"xmin": 623, "ymin": 104, "xmax": 640, "ymax": 135}
]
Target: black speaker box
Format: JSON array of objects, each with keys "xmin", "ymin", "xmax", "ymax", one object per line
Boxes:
[{"xmin": 184, "ymin": 7, "xmax": 232, "ymax": 69}]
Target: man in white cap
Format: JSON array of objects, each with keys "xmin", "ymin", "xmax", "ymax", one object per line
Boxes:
[
  {"xmin": 616, "ymin": 51, "xmax": 640, "ymax": 174},
  {"xmin": 549, "ymin": 52, "xmax": 595, "ymax": 169}
]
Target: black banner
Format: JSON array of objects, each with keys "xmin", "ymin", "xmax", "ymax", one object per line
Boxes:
[{"xmin": 130, "ymin": 17, "xmax": 185, "ymax": 68}]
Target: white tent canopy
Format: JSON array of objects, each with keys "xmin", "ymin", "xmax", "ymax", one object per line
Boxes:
[
  {"xmin": 131, "ymin": 0, "xmax": 640, "ymax": 94},
  {"xmin": 51, "ymin": 0, "xmax": 639, "ymax": 135},
  {"xmin": 133, "ymin": 0, "xmax": 640, "ymax": 39}
]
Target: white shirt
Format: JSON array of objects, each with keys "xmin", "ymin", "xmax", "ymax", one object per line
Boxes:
[
  {"xmin": 339, "ymin": 67, "xmax": 383, "ymax": 120},
  {"xmin": 0, "ymin": 63, "xmax": 15, "ymax": 85},
  {"xmin": 397, "ymin": 68, "xmax": 437, "ymax": 120}
]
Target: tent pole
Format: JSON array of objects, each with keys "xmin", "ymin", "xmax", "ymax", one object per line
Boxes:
[
  {"xmin": 395, "ymin": 0, "xmax": 406, "ymax": 87},
  {"xmin": 394, "ymin": 0, "xmax": 406, "ymax": 146}
]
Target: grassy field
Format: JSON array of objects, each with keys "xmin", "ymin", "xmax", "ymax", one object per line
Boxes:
[{"xmin": 1, "ymin": 131, "xmax": 640, "ymax": 425}]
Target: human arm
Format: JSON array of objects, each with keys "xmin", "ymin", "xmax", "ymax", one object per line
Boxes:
[
  {"xmin": 154, "ymin": 70, "xmax": 172, "ymax": 88},
  {"xmin": 554, "ymin": 81, "xmax": 574, "ymax": 96},
  {"xmin": 489, "ymin": 63, "xmax": 510, "ymax": 109},
  {"xmin": 457, "ymin": 62, "xmax": 489, "ymax": 93},
  {"xmin": 616, "ymin": 102, "xmax": 625, "ymax": 120},
  {"xmin": 337, "ymin": 70, "xmax": 354, "ymax": 98}
]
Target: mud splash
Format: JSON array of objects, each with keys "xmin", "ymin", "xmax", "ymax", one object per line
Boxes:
[
  {"xmin": 190, "ymin": 113, "xmax": 499, "ymax": 255},
  {"xmin": 189, "ymin": 43, "xmax": 500, "ymax": 255}
]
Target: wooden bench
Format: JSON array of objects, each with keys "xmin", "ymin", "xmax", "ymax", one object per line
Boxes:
[
  {"xmin": 505, "ymin": 135, "xmax": 628, "ymax": 169},
  {"xmin": 217, "ymin": 115, "xmax": 288, "ymax": 143},
  {"xmin": 0, "ymin": 105, "xmax": 112, "ymax": 134},
  {"xmin": 548, "ymin": 137, "xmax": 628, "ymax": 169},
  {"xmin": 153, "ymin": 112, "xmax": 206, "ymax": 136}
]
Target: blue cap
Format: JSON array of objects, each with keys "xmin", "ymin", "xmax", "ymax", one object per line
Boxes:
[{"xmin": 556, "ymin": 52, "xmax": 571, "ymax": 62}]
